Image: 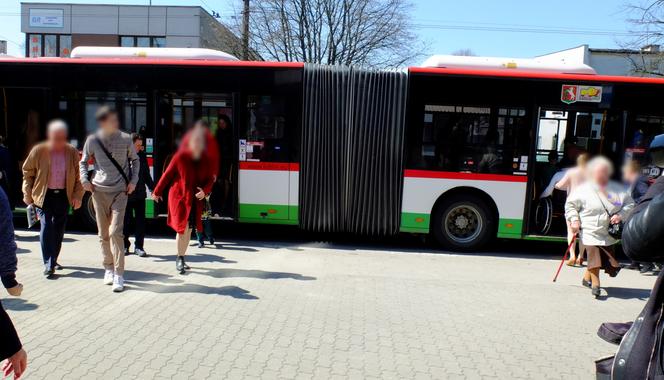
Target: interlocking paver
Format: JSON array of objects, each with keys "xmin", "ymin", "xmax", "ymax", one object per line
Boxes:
[{"xmin": 2, "ymin": 230, "xmax": 656, "ymax": 379}]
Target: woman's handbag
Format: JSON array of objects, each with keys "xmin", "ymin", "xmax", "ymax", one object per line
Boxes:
[{"xmin": 594, "ymin": 190, "xmax": 623, "ymax": 239}]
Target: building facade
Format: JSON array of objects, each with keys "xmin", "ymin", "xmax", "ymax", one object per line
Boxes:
[
  {"xmin": 21, "ymin": 2, "xmax": 253, "ymax": 59},
  {"xmin": 538, "ymin": 44, "xmax": 663, "ymax": 77}
]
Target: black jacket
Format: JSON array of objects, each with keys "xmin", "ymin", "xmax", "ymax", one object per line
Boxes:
[
  {"xmin": 613, "ymin": 176, "xmax": 664, "ymax": 379},
  {"xmin": 129, "ymin": 151, "xmax": 154, "ymax": 201},
  {"xmin": 0, "ymin": 188, "xmax": 20, "ymax": 361},
  {"xmin": 0, "ymin": 301, "xmax": 21, "ymax": 361}
]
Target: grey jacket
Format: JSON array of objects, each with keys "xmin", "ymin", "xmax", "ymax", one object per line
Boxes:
[
  {"xmin": 79, "ymin": 131, "xmax": 139, "ymax": 193},
  {"xmin": 565, "ymin": 181, "xmax": 634, "ymax": 246}
]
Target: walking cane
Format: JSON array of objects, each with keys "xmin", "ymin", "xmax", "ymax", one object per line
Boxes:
[{"xmin": 553, "ymin": 233, "xmax": 578, "ymax": 282}]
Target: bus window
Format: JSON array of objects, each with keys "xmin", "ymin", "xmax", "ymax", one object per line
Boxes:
[
  {"xmin": 415, "ymin": 104, "xmax": 529, "ymax": 175},
  {"xmin": 626, "ymin": 115, "xmax": 664, "ymax": 168},
  {"xmin": 243, "ymin": 95, "xmax": 288, "ymax": 162}
]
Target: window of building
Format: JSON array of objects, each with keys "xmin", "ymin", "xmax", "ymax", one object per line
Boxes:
[
  {"xmin": 119, "ymin": 36, "xmax": 167, "ymax": 48},
  {"xmin": 59, "ymin": 35, "xmax": 71, "ymax": 57},
  {"xmin": 44, "ymin": 34, "xmax": 57, "ymax": 57},
  {"xmin": 410, "ymin": 104, "xmax": 530, "ymax": 175},
  {"xmin": 27, "ymin": 34, "xmax": 72, "ymax": 57},
  {"xmin": 28, "ymin": 34, "xmax": 42, "ymax": 57}
]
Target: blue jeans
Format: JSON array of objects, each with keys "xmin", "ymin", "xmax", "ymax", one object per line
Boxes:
[{"xmin": 37, "ymin": 190, "xmax": 69, "ymax": 271}]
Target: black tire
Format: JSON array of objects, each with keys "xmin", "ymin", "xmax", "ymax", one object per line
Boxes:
[
  {"xmin": 432, "ymin": 194, "xmax": 495, "ymax": 251},
  {"xmin": 76, "ymin": 192, "xmax": 97, "ymax": 230}
]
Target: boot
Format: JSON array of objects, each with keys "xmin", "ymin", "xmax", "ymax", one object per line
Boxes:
[{"xmin": 176, "ymin": 256, "xmax": 185, "ymax": 274}]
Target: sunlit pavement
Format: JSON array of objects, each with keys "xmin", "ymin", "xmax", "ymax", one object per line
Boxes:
[{"xmin": 5, "ymin": 229, "xmax": 655, "ymax": 379}]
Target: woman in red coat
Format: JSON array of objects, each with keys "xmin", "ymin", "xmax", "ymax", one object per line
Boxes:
[{"xmin": 152, "ymin": 121, "xmax": 218, "ymax": 274}]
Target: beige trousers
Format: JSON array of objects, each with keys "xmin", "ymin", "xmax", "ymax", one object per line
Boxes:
[{"xmin": 92, "ymin": 191, "xmax": 128, "ymax": 276}]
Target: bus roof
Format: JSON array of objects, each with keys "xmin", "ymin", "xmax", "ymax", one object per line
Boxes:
[
  {"xmin": 0, "ymin": 57, "xmax": 304, "ymax": 69},
  {"xmin": 409, "ymin": 66, "xmax": 664, "ymax": 85}
]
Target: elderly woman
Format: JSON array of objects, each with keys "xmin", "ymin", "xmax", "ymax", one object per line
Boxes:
[
  {"xmin": 152, "ymin": 121, "xmax": 218, "ymax": 274},
  {"xmin": 565, "ymin": 156, "xmax": 634, "ymax": 298}
]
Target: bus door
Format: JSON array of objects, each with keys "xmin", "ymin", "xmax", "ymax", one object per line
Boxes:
[
  {"xmin": 154, "ymin": 92, "xmax": 236, "ymax": 219},
  {"xmin": 531, "ymin": 106, "xmax": 613, "ymax": 236}
]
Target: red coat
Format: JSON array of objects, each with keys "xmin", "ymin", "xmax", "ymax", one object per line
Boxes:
[{"xmin": 153, "ymin": 151, "xmax": 215, "ymax": 234}]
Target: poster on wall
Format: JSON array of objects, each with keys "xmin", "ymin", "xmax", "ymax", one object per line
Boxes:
[{"xmin": 29, "ymin": 9, "xmax": 64, "ymax": 28}]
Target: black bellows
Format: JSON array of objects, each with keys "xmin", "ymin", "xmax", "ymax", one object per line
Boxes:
[{"xmin": 299, "ymin": 64, "xmax": 408, "ymax": 235}]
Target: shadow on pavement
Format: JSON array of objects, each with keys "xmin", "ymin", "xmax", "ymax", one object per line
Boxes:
[
  {"xmin": 129, "ymin": 283, "xmax": 258, "ymax": 299},
  {"xmin": 197, "ymin": 268, "xmax": 316, "ymax": 281},
  {"xmin": 64, "ymin": 266, "xmax": 183, "ymax": 285},
  {"xmin": 151, "ymin": 253, "xmax": 237, "ymax": 264},
  {"xmin": 3, "ymin": 298, "xmax": 39, "ymax": 311},
  {"xmin": 16, "ymin": 247, "xmax": 31, "ymax": 254},
  {"xmin": 15, "ymin": 233, "xmax": 77, "ymax": 243},
  {"xmin": 60, "ymin": 266, "xmax": 261, "ymax": 299},
  {"xmin": 602, "ymin": 287, "xmax": 651, "ymax": 300}
]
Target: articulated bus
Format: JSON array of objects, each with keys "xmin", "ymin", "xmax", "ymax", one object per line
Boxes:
[{"xmin": 1, "ymin": 51, "xmax": 663, "ymax": 250}]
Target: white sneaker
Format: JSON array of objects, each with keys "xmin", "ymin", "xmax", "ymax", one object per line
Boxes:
[
  {"xmin": 112, "ymin": 275, "xmax": 124, "ymax": 293},
  {"xmin": 103, "ymin": 270, "xmax": 114, "ymax": 285}
]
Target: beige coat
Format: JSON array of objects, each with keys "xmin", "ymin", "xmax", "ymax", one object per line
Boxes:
[
  {"xmin": 565, "ymin": 181, "xmax": 634, "ymax": 246},
  {"xmin": 22, "ymin": 142, "xmax": 84, "ymax": 208}
]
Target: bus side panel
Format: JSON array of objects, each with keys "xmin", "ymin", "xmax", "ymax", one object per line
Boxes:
[
  {"xmin": 238, "ymin": 162, "xmax": 298, "ymax": 225},
  {"xmin": 400, "ymin": 172, "xmax": 527, "ymax": 238}
]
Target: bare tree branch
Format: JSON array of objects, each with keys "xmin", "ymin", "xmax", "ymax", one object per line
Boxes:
[{"xmin": 232, "ymin": 0, "xmax": 424, "ymax": 68}]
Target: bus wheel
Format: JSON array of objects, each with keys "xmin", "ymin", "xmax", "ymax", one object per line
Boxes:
[
  {"xmin": 78, "ymin": 192, "xmax": 97, "ymax": 230},
  {"xmin": 432, "ymin": 195, "xmax": 494, "ymax": 251}
]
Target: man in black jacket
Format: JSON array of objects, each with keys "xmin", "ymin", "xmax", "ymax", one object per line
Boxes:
[
  {"xmin": 123, "ymin": 134, "xmax": 154, "ymax": 258},
  {"xmin": 609, "ymin": 134, "xmax": 664, "ymax": 379},
  {"xmin": 0, "ymin": 187, "xmax": 27, "ymax": 379}
]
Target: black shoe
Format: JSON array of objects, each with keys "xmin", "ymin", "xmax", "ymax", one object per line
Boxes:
[
  {"xmin": 124, "ymin": 248, "xmax": 131, "ymax": 256},
  {"xmin": 43, "ymin": 269, "xmax": 54, "ymax": 278},
  {"xmin": 209, "ymin": 238, "xmax": 215, "ymax": 245},
  {"xmin": 176, "ymin": 256, "xmax": 185, "ymax": 274},
  {"xmin": 626, "ymin": 262, "xmax": 640, "ymax": 270},
  {"xmin": 582, "ymin": 279, "xmax": 592, "ymax": 288},
  {"xmin": 54, "ymin": 263, "xmax": 63, "ymax": 270},
  {"xmin": 197, "ymin": 240, "xmax": 204, "ymax": 248},
  {"xmin": 592, "ymin": 287, "xmax": 601, "ymax": 299},
  {"xmin": 640, "ymin": 263, "xmax": 655, "ymax": 274}
]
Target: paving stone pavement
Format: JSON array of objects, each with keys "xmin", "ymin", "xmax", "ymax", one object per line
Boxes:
[{"xmin": 3, "ymin": 230, "xmax": 655, "ymax": 379}]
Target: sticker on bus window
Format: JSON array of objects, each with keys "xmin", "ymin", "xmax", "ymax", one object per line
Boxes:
[{"xmin": 561, "ymin": 84, "xmax": 602, "ymax": 104}]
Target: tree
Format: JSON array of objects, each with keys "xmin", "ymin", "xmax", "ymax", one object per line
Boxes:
[
  {"xmin": 234, "ymin": 0, "xmax": 424, "ymax": 68},
  {"xmin": 624, "ymin": 0, "xmax": 664, "ymax": 76}
]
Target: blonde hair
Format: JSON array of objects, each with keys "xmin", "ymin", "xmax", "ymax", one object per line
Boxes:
[
  {"xmin": 623, "ymin": 159, "xmax": 641, "ymax": 174},
  {"xmin": 576, "ymin": 152, "xmax": 589, "ymax": 167},
  {"xmin": 587, "ymin": 155, "xmax": 614, "ymax": 177}
]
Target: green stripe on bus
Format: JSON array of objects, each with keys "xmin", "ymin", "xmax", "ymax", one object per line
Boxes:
[
  {"xmin": 497, "ymin": 218, "xmax": 523, "ymax": 239},
  {"xmin": 145, "ymin": 199, "xmax": 155, "ymax": 218},
  {"xmin": 400, "ymin": 212, "xmax": 430, "ymax": 233},
  {"xmin": 239, "ymin": 203, "xmax": 299, "ymax": 223}
]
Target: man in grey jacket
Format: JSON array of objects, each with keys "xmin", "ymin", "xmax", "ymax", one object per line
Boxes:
[{"xmin": 79, "ymin": 106, "xmax": 139, "ymax": 292}]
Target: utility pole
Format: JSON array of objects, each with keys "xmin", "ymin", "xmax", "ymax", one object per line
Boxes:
[{"xmin": 242, "ymin": 0, "xmax": 250, "ymax": 60}]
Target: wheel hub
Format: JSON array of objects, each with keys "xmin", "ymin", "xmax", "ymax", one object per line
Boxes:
[{"xmin": 444, "ymin": 204, "xmax": 483, "ymax": 244}]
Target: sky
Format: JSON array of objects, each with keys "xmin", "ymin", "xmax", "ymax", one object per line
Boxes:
[{"xmin": 0, "ymin": 0, "xmax": 637, "ymax": 60}]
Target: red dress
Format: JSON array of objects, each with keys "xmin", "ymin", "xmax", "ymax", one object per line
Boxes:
[{"xmin": 153, "ymin": 150, "xmax": 216, "ymax": 234}]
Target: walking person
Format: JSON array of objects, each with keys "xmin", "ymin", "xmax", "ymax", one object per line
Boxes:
[
  {"xmin": 556, "ymin": 152, "xmax": 589, "ymax": 266},
  {"xmin": 79, "ymin": 106, "xmax": 139, "ymax": 292},
  {"xmin": 22, "ymin": 120, "xmax": 84, "ymax": 278},
  {"xmin": 565, "ymin": 156, "xmax": 634, "ymax": 298},
  {"xmin": 123, "ymin": 133, "xmax": 154, "ymax": 257},
  {"xmin": 0, "ymin": 187, "xmax": 28, "ymax": 379},
  {"xmin": 621, "ymin": 159, "xmax": 653, "ymax": 272},
  {"xmin": 152, "ymin": 122, "xmax": 218, "ymax": 274}
]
